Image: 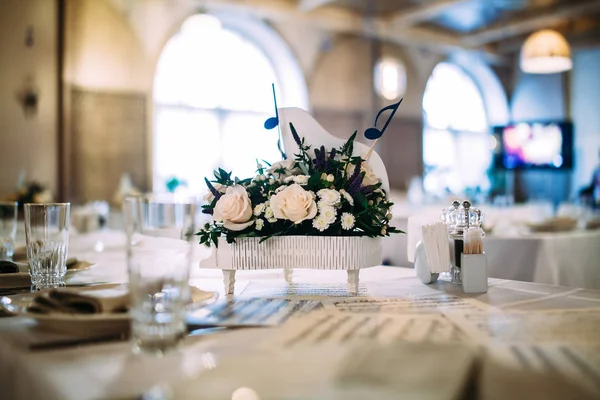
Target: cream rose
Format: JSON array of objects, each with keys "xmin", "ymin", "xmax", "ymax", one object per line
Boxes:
[
  {"xmin": 346, "ymin": 162, "xmax": 381, "ymax": 187},
  {"xmin": 269, "ymin": 183, "xmax": 318, "ymax": 224},
  {"xmin": 213, "ymin": 185, "xmax": 254, "ymax": 231}
]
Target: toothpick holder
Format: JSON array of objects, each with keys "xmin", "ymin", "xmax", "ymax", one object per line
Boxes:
[{"xmin": 460, "ymin": 253, "xmax": 488, "ymax": 294}]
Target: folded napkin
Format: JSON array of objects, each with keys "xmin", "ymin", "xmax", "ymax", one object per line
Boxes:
[
  {"xmin": 28, "ymin": 285, "xmax": 129, "ymax": 314},
  {"xmin": 28, "ymin": 285, "xmax": 212, "ymax": 315},
  {"xmin": 0, "ymin": 258, "xmax": 81, "ymax": 274},
  {"xmin": 0, "ymin": 260, "xmax": 21, "ymax": 274}
]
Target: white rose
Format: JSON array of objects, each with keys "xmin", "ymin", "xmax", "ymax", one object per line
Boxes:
[
  {"xmin": 346, "ymin": 162, "xmax": 381, "ymax": 187},
  {"xmin": 213, "ymin": 185, "xmax": 254, "ymax": 231},
  {"xmin": 362, "ymin": 163, "xmax": 381, "ymax": 187},
  {"xmin": 269, "ymin": 183, "xmax": 318, "ymax": 224},
  {"xmin": 267, "ymin": 160, "xmax": 299, "ymax": 182}
]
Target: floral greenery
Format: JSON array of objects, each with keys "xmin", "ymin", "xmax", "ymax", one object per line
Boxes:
[
  {"xmin": 197, "ymin": 123, "xmax": 402, "ymax": 247},
  {"xmin": 5, "ymin": 181, "xmax": 53, "ymax": 212}
]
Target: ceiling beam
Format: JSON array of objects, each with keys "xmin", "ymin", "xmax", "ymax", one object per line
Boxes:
[
  {"xmin": 463, "ymin": 0, "xmax": 600, "ymax": 47},
  {"xmin": 298, "ymin": 0, "xmax": 336, "ymax": 12},
  {"xmin": 390, "ymin": 0, "xmax": 469, "ymax": 27},
  {"xmin": 196, "ymin": 0, "xmax": 505, "ymax": 64}
]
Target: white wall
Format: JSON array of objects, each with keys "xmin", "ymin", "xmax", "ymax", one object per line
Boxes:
[
  {"xmin": 511, "ymin": 70, "xmax": 566, "ymax": 121},
  {"xmin": 571, "ymin": 47, "xmax": 600, "ymax": 195}
]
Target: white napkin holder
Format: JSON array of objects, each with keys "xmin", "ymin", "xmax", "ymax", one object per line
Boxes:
[
  {"xmin": 414, "ymin": 241, "xmax": 439, "ymax": 284},
  {"xmin": 460, "ymin": 253, "xmax": 487, "ymax": 294}
]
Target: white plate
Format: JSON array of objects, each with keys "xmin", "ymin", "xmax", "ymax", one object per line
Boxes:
[
  {"xmin": 0, "ymin": 285, "xmax": 218, "ymax": 336},
  {"xmin": 0, "ymin": 261, "xmax": 95, "ymax": 290}
]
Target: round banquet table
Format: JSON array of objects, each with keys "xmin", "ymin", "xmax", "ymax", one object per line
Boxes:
[{"xmin": 0, "ymin": 229, "xmax": 599, "ymax": 400}]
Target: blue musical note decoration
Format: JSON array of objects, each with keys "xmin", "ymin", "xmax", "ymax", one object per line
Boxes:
[
  {"xmin": 364, "ymin": 98, "xmax": 403, "ymax": 140},
  {"xmin": 264, "ymin": 83, "xmax": 286, "ymax": 159},
  {"xmin": 264, "ymin": 83, "xmax": 279, "ymax": 129}
]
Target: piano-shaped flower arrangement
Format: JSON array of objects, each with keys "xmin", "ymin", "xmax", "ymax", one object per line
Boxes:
[{"xmin": 199, "ymin": 87, "xmax": 403, "ymax": 294}]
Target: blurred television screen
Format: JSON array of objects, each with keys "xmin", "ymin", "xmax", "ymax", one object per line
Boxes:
[{"xmin": 493, "ymin": 121, "xmax": 573, "ymax": 170}]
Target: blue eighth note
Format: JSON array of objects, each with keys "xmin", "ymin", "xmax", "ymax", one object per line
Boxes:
[
  {"xmin": 264, "ymin": 83, "xmax": 279, "ymax": 130},
  {"xmin": 364, "ymin": 98, "xmax": 403, "ymax": 140}
]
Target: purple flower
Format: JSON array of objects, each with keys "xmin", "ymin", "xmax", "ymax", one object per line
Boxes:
[
  {"xmin": 328, "ymin": 148, "xmax": 336, "ymax": 160},
  {"xmin": 360, "ymin": 185, "xmax": 374, "ymax": 196},
  {"xmin": 289, "ymin": 123, "xmax": 302, "ymax": 147},
  {"xmin": 314, "ymin": 145, "xmax": 326, "ymax": 170},
  {"xmin": 346, "ymin": 163, "xmax": 364, "ymax": 196}
]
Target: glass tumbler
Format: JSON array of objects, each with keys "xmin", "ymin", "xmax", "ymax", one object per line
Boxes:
[
  {"xmin": 124, "ymin": 196, "xmax": 197, "ymax": 355},
  {"xmin": 24, "ymin": 203, "xmax": 70, "ymax": 289},
  {"xmin": 0, "ymin": 202, "xmax": 18, "ymax": 260}
]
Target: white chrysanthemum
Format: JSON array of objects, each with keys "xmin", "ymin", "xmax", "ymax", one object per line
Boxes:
[
  {"xmin": 267, "ymin": 216, "xmax": 277, "ymax": 223},
  {"xmin": 341, "ymin": 213, "xmax": 355, "ymax": 230},
  {"xmin": 319, "ymin": 205, "xmax": 337, "ymax": 224},
  {"xmin": 312, "ymin": 215, "xmax": 330, "ymax": 232},
  {"xmin": 264, "ymin": 205, "xmax": 274, "ymax": 219},
  {"xmin": 253, "ymin": 203, "xmax": 266, "ymax": 216},
  {"xmin": 255, "ymin": 219, "xmax": 264, "ymax": 231},
  {"xmin": 317, "ymin": 189, "xmax": 341, "ymax": 206},
  {"xmin": 339, "ymin": 189, "xmax": 354, "ymax": 206},
  {"xmin": 293, "ymin": 175, "xmax": 309, "ymax": 185}
]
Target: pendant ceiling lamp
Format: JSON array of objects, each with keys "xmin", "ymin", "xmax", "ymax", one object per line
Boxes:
[{"xmin": 520, "ymin": 29, "xmax": 572, "ymax": 74}]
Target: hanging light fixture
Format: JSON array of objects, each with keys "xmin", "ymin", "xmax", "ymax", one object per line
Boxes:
[
  {"xmin": 374, "ymin": 57, "xmax": 407, "ymax": 100},
  {"xmin": 520, "ymin": 29, "xmax": 572, "ymax": 74},
  {"xmin": 181, "ymin": 13, "xmax": 222, "ymax": 38}
]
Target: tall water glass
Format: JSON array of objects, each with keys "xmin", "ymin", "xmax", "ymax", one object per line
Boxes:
[
  {"xmin": 24, "ymin": 203, "xmax": 70, "ymax": 289},
  {"xmin": 124, "ymin": 196, "xmax": 197, "ymax": 355},
  {"xmin": 0, "ymin": 202, "xmax": 18, "ymax": 260}
]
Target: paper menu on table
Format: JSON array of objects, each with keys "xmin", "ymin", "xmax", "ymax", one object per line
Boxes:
[
  {"xmin": 186, "ymin": 298, "xmax": 323, "ymax": 327},
  {"xmin": 485, "ymin": 343, "xmax": 600, "ymax": 396},
  {"xmin": 240, "ymin": 281, "xmax": 369, "ymax": 299},
  {"xmin": 445, "ymin": 309, "xmax": 600, "ymax": 344},
  {"xmin": 261, "ymin": 311, "xmax": 469, "ymax": 349},
  {"xmin": 323, "ymin": 294, "xmax": 488, "ymax": 314}
]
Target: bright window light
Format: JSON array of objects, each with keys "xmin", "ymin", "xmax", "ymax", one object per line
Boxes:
[
  {"xmin": 153, "ymin": 14, "xmax": 284, "ymax": 195},
  {"xmin": 422, "ymin": 62, "xmax": 491, "ymax": 196}
]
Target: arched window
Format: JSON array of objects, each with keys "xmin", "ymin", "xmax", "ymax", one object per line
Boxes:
[
  {"xmin": 422, "ymin": 62, "xmax": 492, "ymax": 195},
  {"xmin": 153, "ymin": 14, "xmax": 307, "ymax": 194}
]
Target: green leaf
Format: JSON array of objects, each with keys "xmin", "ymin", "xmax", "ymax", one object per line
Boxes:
[
  {"xmin": 355, "ymin": 192, "xmax": 368, "ymax": 209},
  {"xmin": 341, "ymin": 131, "xmax": 357, "ymax": 156},
  {"xmin": 308, "ymin": 172, "xmax": 322, "ymax": 188}
]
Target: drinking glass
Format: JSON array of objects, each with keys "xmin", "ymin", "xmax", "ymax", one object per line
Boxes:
[
  {"xmin": 0, "ymin": 202, "xmax": 18, "ymax": 260},
  {"xmin": 24, "ymin": 203, "xmax": 70, "ymax": 289},
  {"xmin": 124, "ymin": 196, "xmax": 197, "ymax": 355}
]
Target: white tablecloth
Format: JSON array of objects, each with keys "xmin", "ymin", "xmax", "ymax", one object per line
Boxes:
[
  {"xmin": 484, "ymin": 230, "xmax": 600, "ymax": 289},
  {"xmin": 1, "ymin": 230, "xmax": 600, "ymax": 399},
  {"xmin": 393, "ymin": 214, "xmax": 600, "ymax": 290}
]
